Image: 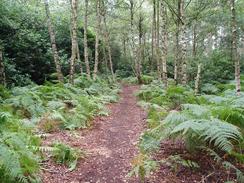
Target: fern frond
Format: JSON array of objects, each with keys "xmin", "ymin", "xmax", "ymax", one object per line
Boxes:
[{"xmin": 171, "ymin": 118, "xmax": 242, "ymax": 152}]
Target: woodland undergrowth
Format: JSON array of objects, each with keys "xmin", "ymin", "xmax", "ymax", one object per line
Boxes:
[
  {"xmin": 0, "ymin": 75, "xmax": 120, "ymax": 183},
  {"xmin": 130, "ymin": 77, "xmax": 244, "ymax": 182}
]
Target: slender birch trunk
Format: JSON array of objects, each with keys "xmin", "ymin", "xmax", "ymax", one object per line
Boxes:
[
  {"xmin": 101, "ymin": 1, "xmax": 115, "ymax": 81},
  {"xmin": 179, "ymin": 0, "xmax": 187, "ymax": 85},
  {"xmin": 152, "ymin": 0, "xmax": 160, "ymax": 78},
  {"xmin": 231, "ymin": 0, "xmax": 241, "ymax": 95},
  {"xmin": 93, "ymin": 0, "xmax": 101, "ymax": 80},
  {"xmin": 129, "ymin": 0, "xmax": 141, "ymax": 83},
  {"xmin": 44, "ymin": 0, "xmax": 63, "ymax": 83},
  {"xmin": 160, "ymin": 1, "xmax": 168, "ymax": 87},
  {"xmin": 123, "ymin": 33, "xmax": 127, "ymax": 58},
  {"xmin": 84, "ymin": 0, "xmax": 91, "ymax": 79},
  {"xmin": 156, "ymin": 0, "xmax": 161, "ymax": 79},
  {"xmin": 174, "ymin": 0, "xmax": 181, "ymax": 82},
  {"xmin": 192, "ymin": 23, "xmax": 197, "ymax": 58},
  {"xmin": 194, "ymin": 63, "xmax": 202, "ymax": 95},
  {"xmin": 0, "ymin": 50, "xmax": 6, "ymax": 86},
  {"xmin": 151, "ymin": 21, "xmax": 155, "ymax": 73},
  {"xmin": 137, "ymin": 13, "xmax": 143, "ymax": 84},
  {"xmin": 102, "ymin": 42, "xmax": 109, "ymax": 74},
  {"xmin": 69, "ymin": 0, "xmax": 78, "ymax": 84},
  {"xmin": 77, "ymin": 43, "xmax": 83, "ymax": 75}
]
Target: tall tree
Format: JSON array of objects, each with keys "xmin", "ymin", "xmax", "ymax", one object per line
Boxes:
[
  {"xmin": 44, "ymin": 0, "xmax": 64, "ymax": 83},
  {"xmin": 152, "ymin": 0, "xmax": 160, "ymax": 77},
  {"xmin": 77, "ymin": 43, "xmax": 82, "ymax": 74},
  {"xmin": 93, "ymin": 0, "xmax": 101, "ymax": 80},
  {"xmin": 101, "ymin": 0, "xmax": 115, "ymax": 81},
  {"xmin": 129, "ymin": 0, "xmax": 138, "ymax": 80},
  {"xmin": 160, "ymin": 0, "xmax": 168, "ymax": 87},
  {"xmin": 179, "ymin": 0, "xmax": 187, "ymax": 85},
  {"xmin": 156, "ymin": 0, "xmax": 161, "ymax": 79},
  {"xmin": 0, "ymin": 49, "xmax": 6, "ymax": 86},
  {"xmin": 194, "ymin": 63, "xmax": 202, "ymax": 95},
  {"xmin": 84, "ymin": 0, "xmax": 91, "ymax": 79},
  {"xmin": 69, "ymin": 0, "xmax": 78, "ymax": 84},
  {"xmin": 129, "ymin": 0, "xmax": 143, "ymax": 83},
  {"xmin": 231, "ymin": 0, "xmax": 241, "ymax": 95},
  {"xmin": 136, "ymin": 12, "xmax": 143, "ymax": 83},
  {"xmin": 174, "ymin": 0, "xmax": 181, "ymax": 82}
]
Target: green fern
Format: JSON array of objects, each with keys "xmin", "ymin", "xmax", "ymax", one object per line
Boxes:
[
  {"xmin": 171, "ymin": 118, "xmax": 242, "ymax": 152},
  {"xmin": 51, "ymin": 142, "xmax": 85, "ymax": 171}
]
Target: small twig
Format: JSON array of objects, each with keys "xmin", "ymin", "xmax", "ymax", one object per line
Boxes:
[
  {"xmin": 201, "ymin": 172, "xmax": 215, "ymax": 183},
  {"xmin": 41, "ymin": 167, "xmax": 59, "ymax": 174}
]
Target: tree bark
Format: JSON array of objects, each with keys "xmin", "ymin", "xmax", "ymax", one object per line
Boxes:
[
  {"xmin": 136, "ymin": 13, "xmax": 143, "ymax": 84},
  {"xmin": 93, "ymin": 0, "xmax": 101, "ymax": 80},
  {"xmin": 179, "ymin": 0, "xmax": 187, "ymax": 85},
  {"xmin": 84, "ymin": 0, "xmax": 91, "ymax": 80},
  {"xmin": 194, "ymin": 63, "xmax": 202, "ymax": 95},
  {"xmin": 0, "ymin": 50, "xmax": 6, "ymax": 86},
  {"xmin": 129, "ymin": 0, "xmax": 142, "ymax": 83},
  {"xmin": 231, "ymin": 0, "xmax": 241, "ymax": 95},
  {"xmin": 160, "ymin": 1, "xmax": 168, "ymax": 87},
  {"xmin": 77, "ymin": 43, "xmax": 83, "ymax": 75},
  {"xmin": 192, "ymin": 23, "xmax": 197, "ymax": 58},
  {"xmin": 101, "ymin": 1, "xmax": 115, "ymax": 81},
  {"xmin": 122, "ymin": 33, "xmax": 128, "ymax": 58},
  {"xmin": 156, "ymin": 0, "xmax": 161, "ymax": 79},
  {"xmin": 152, "ymin": 0, "xmax": 160, "ymax": 78},
  {"xmin": 151, "ymin": 19, "xmax": 155, "ymax": 73},
  {"xmin": 69, "ymin": 0, "xmax": 78, "ymax": 84},
  {"xmin": 44, "ymin": 0, "xmax": 64, "ymax": 83},
  {"xmin": 174, "ymin": 0, "xmax": 181, "ymax": 83}
]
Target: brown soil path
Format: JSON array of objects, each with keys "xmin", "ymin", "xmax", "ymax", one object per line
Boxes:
[{"xmin": 41, "ymin": 85, "xmax": 146, "ymax": 183}]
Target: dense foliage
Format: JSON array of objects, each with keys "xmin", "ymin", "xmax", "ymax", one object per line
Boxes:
[
  {"xmin": 0, "ymin": 76, "xmax": 120, "ymax": 182},
  {"xmin": 131, "ymin": 78, "xmax": 244, "ymax": 182}
]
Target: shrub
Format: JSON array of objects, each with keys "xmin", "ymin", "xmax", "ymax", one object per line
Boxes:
[{"xmin": 141, "ymin": 75, "xmax": 154, "ymax": 84}]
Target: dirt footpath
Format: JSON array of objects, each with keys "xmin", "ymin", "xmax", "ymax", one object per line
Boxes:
[{"xmin": 41, "ymin": 85, "xmax": 146, "ymax": 183}]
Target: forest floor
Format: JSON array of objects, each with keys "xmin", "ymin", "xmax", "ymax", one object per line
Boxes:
[
  {"xmin": 40, "ymin": 85, "xmax": 239, "ymax": 183},
  {"xmin": 41, "ymin": 85, "xmax": 147, "ymax": 183}
]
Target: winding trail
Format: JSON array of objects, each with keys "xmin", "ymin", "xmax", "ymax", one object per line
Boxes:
[{"xmin": 41, "ymin": 85, "xmax": 146, "ymax": 183}]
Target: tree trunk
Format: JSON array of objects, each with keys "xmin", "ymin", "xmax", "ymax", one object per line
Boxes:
[
  {"xmin": 179, "ymin": 0, "xmax": 187, "ymax": 85},
  {"xmin": 156, "ymin": 0, "xmax": 161, "ymax": 79},
  {"xmin": 174, "ymin": 0, "xmax": 181, "ymax": 83},
  {"xmin": 137, "ymin": 13, "xmax": 143, "ymax": 84},
  {"xmin": 192, "ymin": 23, "xmax": 197, "ymax": 58},
  {"xmin": 194, "ymin": 63, "xmax": 202, "ymax": 95},
  {"xmin": 231, "ymin": 0, "xmax": 241, "ymax": 95},
  {"xmin": 174, "ymin": 31, "xmax": 179, "ymax": 82},
  {"xmin": 69, "ymin": 0, "xmax": 78, "ymax": 84},
  {"xmin": 151, "ymin": 21, "xmax": 155, "ymax": 73},
  {"xmin": 77, "ymin": 43, "xmax": 83, "ymax": 75},
  {"xmin": 152, "ymin": 0, "xmax": 160, "ymax": 78},
  {"xmin": 0, "ymin": 50, "xmax": 6, "ymax": 86},
  {"xmin": 84, "ymin": 0, "xmax": 91, "ymax": 80},
  {"xmin": 123, "ymin": 33, "xmax": 127, "ymax": 57},
  {"xmin": 129, "ymin": 0, "xmax": 142, "ymax": 83},
  {"xmin": 44, "ymin": 0, "xmax": 63, "ymax": 83},
  {"xmin": 102, "ymin": 42, "xmax": 109, "ymax": 74},
  {"xmin": 93, "ymin": 0, "xmax": 101, "ymax": 80},
  {"xmin": 160, "ymin": 1, "xmax": 168, "ymax": 87},
  {"xmin": 101, "ymin": 1, "xmax": 115, "ymax": 81}
]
